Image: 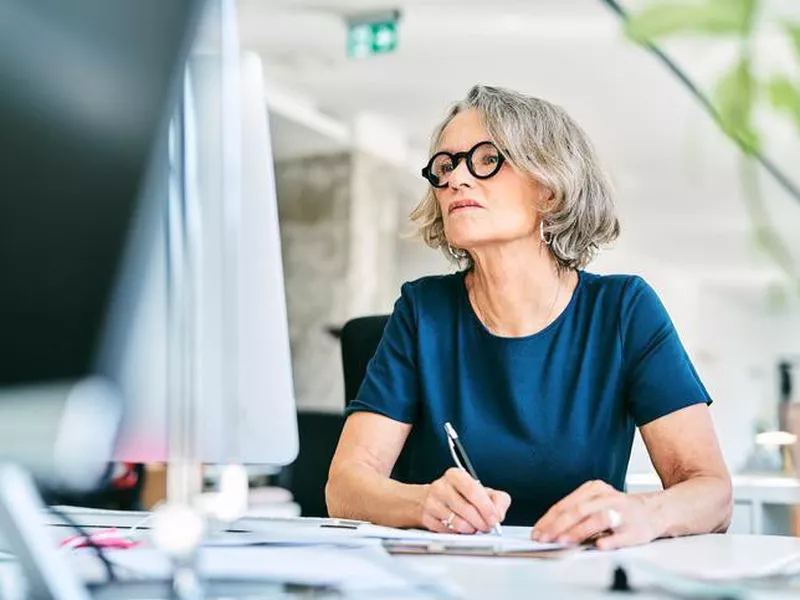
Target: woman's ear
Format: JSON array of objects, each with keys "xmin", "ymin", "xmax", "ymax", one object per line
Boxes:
[{"xmin": 537, "ymin": 185, "xmax": 556, "ymax": 211}]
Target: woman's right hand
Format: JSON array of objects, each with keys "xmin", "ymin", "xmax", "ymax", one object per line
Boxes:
[{"xmin": 418, "ymin": 468, "xmax": 512, "ymax": 534}]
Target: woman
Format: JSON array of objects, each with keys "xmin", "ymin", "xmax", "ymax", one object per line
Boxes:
[{"xmin": 326, "ymin": 85, "xmax": 731, "ymax": 550}]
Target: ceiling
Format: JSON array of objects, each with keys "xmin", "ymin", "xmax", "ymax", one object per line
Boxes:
[{"xmin": 237, "ymin": 0, "xmax": 800, "ymax": 295}]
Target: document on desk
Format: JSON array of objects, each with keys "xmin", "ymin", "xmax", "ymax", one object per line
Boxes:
[
  {"xmin": 353, "ymin": 523, "xmax": 570, "ymax": 553},
  {"xmin": 235, "ymin": 518, "xmax": 569, "ymax": 553}
]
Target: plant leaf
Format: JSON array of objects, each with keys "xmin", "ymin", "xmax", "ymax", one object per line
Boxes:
[
  {"xmin": 625, "ymin": 0, "xmax": 757, "ymax": 44},
  {"xmin": 712, "ymin": 57, "xmax": 760, "ymax": 152},
  {"xmin": 768, "ymin": 75, "xmax": 800, "ymax": 135}
]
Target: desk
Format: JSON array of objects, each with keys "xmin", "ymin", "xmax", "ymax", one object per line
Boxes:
[
  {"xmin": 397, "ymin": 534, "xmax": 800, "ymax": 599},
  {"xmin": 23, "ymin": 511, "xmax": 800, "ymax": 599}
]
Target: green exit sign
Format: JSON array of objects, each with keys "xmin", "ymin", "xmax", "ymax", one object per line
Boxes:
[{"xmin": 347, "ymin": 11, "xmax": 400, "ymax": 59}]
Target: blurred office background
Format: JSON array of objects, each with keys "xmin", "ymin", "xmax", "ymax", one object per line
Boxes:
[
  {"xmin": 17, "ymin": 0, "xmax": 798, "ymax": 532},
  {"xmin": 234, "ymin": 0, "xmax": 800, "ymax": 479}
]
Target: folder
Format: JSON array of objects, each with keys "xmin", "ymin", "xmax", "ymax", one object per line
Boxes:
[{"xmin": 381, "ymin": 539, "xmax": 587, "ymax": 559}]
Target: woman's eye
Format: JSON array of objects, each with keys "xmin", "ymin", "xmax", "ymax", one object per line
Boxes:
[{"xmin": 482, "ymin": 155, "xmax": 498, "ymax": 165}]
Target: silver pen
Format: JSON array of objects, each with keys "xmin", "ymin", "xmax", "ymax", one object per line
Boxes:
[{"xmin": 444, "ymin": 421, "xmax": 503, "ymax": 536}]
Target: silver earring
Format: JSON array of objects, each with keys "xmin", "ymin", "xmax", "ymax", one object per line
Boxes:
[
  {"xmin": 540, "ymin": 221, "xmax": 553, "ymax": 246},
  {"xmin": 447, "ymin": 244, "xmax": 464, "ymax": 260}
]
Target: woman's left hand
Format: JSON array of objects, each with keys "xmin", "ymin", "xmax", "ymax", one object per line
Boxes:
[{"xmin": 531, "ymin": 480, "xmax": 660, "ymax": 550}]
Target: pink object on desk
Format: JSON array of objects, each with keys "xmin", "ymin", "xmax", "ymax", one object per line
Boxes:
[{"xmin": 61, "ymin": 528, "xmax": 141, "ymax": 551}]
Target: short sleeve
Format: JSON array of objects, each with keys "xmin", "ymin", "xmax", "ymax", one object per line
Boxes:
[
  {"xmin": 621, "ymin": 277, "xmax": 711, "ymax": 427},
  {"xmin": 344, "ymin": 284, "xmax": 419, "ymax": 424}
]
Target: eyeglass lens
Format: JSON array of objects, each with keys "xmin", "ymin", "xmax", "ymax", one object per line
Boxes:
[{"xmin": 428, "ymin": 142, "xmax": 502, "ymax": 186}]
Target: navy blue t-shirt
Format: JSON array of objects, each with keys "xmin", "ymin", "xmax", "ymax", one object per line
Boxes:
[{"xmin": 345, "ymin": 270, "xmax": 711, "ymax": 526}]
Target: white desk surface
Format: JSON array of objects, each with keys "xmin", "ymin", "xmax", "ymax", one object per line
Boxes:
[
  {"xmin": 398, "ymin": 534, "xmax": 800, "ymax": 599},
  {"xmin": 40, "ymin": 510, "xmax": 800, "ymax": 599}
]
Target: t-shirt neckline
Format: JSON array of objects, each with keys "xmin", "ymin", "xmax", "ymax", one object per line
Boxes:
[{"xmin": 459, "ymin": 269, "xmax": 584, "ymax": 341}]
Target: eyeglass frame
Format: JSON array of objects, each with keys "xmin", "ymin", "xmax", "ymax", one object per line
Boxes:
[{"xmin": 420, "ymin": 141, "xmax": 506, "ymax": 189}]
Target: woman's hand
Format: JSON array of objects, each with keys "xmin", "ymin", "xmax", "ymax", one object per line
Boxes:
[
  {"xmin": 418, "ymin": 468, "xmax": 511, "ymax": 534},
  {"xmin": 532, "ymin": 480, "xmax": 660, "ymax": 550}
]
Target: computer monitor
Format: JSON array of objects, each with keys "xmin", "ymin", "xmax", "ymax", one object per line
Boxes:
[
  {"xmin": 111, "ymin": 49, "xmax": 299, "ymax": 467},
  {"xmin": 0, "ymin": 0, "xmax": 202, "ymax": 491},
  {"xmin": 0, "ymin": 3, "xmax": 202, "ymax": 598}
]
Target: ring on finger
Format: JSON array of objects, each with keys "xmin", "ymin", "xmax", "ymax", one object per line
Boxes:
[
  {"xmin": 606, "ymin": 508, "xmax": 623, "ymax": 530},
  {"xmin": 441, "ymin": 511, "xmax": 456, "ymax": 530}
]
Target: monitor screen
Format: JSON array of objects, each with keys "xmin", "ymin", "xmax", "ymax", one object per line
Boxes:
[
  {"xmin": 113, "ymin": 51, "xmax": 299, "ymax": 467},
  {"xmin": 0, "ymin": 0, "xmax": 201, "ymax": 487}
]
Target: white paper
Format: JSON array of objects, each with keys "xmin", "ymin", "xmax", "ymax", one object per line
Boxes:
[
  {"xmin": 203, "ymin": 530, "xmax": 377, "ymax": 548},
  {"xmin": 208, "ymin": 518, "xmax": 567, "ymax": 555},
  {"xmin": 353, "ymin": 523, "xmax": 568, "ymax": 552}
]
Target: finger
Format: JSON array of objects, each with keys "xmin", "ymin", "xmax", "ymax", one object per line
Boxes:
[
  {"xmin": 422, "ymin": 510, "xmax": 476, "ymax": 534},
  {"xmin": 533, "ymin": 480, "xmax": 612, "ymax": 538},
  {"xmin": 422, "ymin": 511, "xmax": 475, "ymax": 534},
  {"xmin": 554, "ymin": 504, "xmax": 621, "ymax": 544},
  {"xmin": 448, "ymin": 513, "xmax": 477, "ymax": 535},
  {"xmin": 445, "ymin": 468, "xmax": 498, "ymax": 524},
  {"xmin": 425, "ymin": 492, "xmax": 477, "ymax": 535},
  {"xmin": 421, "ymin": 511, "xmax": 449, "ymax": 533},
  {"xmin": 539, "ymin": 495, "xmax": 620, "ymax": 543},
  {"xmin": 421, "ymin": 498, "xmax": 453, "ymax": 533},
  {"xmin": 437, "ymin": 500, "xmax": 477, "ymax": 535},
  {"xmin": 486, "ymin": 489, "xmax": 511, "ymax": 521},
  {"xmin": 595, "ymin": 530, "xmax": 641, "ymax": 551},
  {"xmin": 444, "ymin": 469, "xmax": 498, "ymax": 530},
  {"xmin": 441, "ymin": 482, "xmax": 490, "ymax": 532},
  {"xmin": 541, "ymin": 480, "xmax": 612, "ymax": 525}
]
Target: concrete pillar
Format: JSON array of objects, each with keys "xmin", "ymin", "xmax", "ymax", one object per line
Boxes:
[
  {"xmin": 274, "ymin": 112, "xmax": 415, "ymax": 411},
  {"xmin": 275, "ymin": 152, "xmax": 352, "ymax": 412},
  {"xmin": 346, "ymin": 113, "xmax": 409, "ymax": 318}
]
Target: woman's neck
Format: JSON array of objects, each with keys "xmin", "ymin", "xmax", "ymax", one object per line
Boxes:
[{"xmin": 466, "ymin": 241, "xmax": 577, "ymax": 337}]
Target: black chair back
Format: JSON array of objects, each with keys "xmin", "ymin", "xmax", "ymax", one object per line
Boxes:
[
  {"xmin": 340, "ymin": 315, "xmax": 413, "ymax": 482},
  {"xmin": 282, "ymin": 314, "xmax": 413, "ymax": 517},
  {"xmin": 340, "ymin": 315, "xmax": 390, "ymax": 406},
  {"xmin": 278, "ymin": 410, "xmax": 346, "ymax": 518}
]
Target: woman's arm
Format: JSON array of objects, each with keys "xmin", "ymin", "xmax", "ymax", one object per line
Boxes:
[
  {"xmin": 532, "ymin": 403, "xmax": 732, "ymax": 549},
  {"xmin": 326, "ymin": 412, "xmax": 424, "ymax": 528},
  {"xmin": 637, "ymin": 402, "xmax": 732, "ymax": 537},
  {"xmin": 327, "ymin": 412, "xmax": 510, "ymax": 532}
]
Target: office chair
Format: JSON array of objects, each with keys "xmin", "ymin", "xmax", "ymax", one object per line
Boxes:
[
  {"xmin": 278, "ymin": 410, "xmax": 346, "ymax": 518},
  {"xmin": 281, "ymin": 315, "xmax": 413, "ymax": 517},
  {"xmin": 340, "ymin": 315, "xmax": 390, "ymax": 405},
  {"xmin": 340, "ymin": 315, "xmax": 414, "ymax": 483}
]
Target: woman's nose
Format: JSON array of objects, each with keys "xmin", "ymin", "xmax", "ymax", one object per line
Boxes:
[{"xmin": 447, "ymin": 159, "xmax": 474, "ymax": 189}]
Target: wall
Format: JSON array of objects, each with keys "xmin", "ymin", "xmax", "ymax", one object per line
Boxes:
[
  {"xmin": 275, "ymin": 153, "xmax": 352, "ymax": 412},
  {"xmin": 275, "ymin": 151, "xmax": 418, "ymax": 411},
  {"xmin": 395, "ymin": 179, "xmax": 456, "ymax": 285}
]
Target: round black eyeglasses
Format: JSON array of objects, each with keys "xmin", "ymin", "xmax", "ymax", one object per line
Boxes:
[{"xmin": 421, "ymin": 141, "xmax": 505, "ymax": 188}]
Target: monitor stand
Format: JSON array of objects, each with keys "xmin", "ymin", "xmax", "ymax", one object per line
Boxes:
[{"xmin": 0, "ymin": 463, "xmax": 92, "ymax": 600}]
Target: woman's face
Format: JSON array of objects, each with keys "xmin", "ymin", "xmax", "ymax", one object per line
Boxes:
[{"xmin": 432, "ymin": 109, "xmax": 549, "ymax": 252}]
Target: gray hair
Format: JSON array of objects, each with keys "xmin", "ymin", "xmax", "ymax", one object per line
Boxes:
[{"xmin": 410, "ymin": 84, "xmax": 620, "ymax": 271}]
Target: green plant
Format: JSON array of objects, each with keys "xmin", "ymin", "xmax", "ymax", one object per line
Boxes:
[{"xmin": 607, "ymin": 0, "xmax": 800, "ymax": 298}]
